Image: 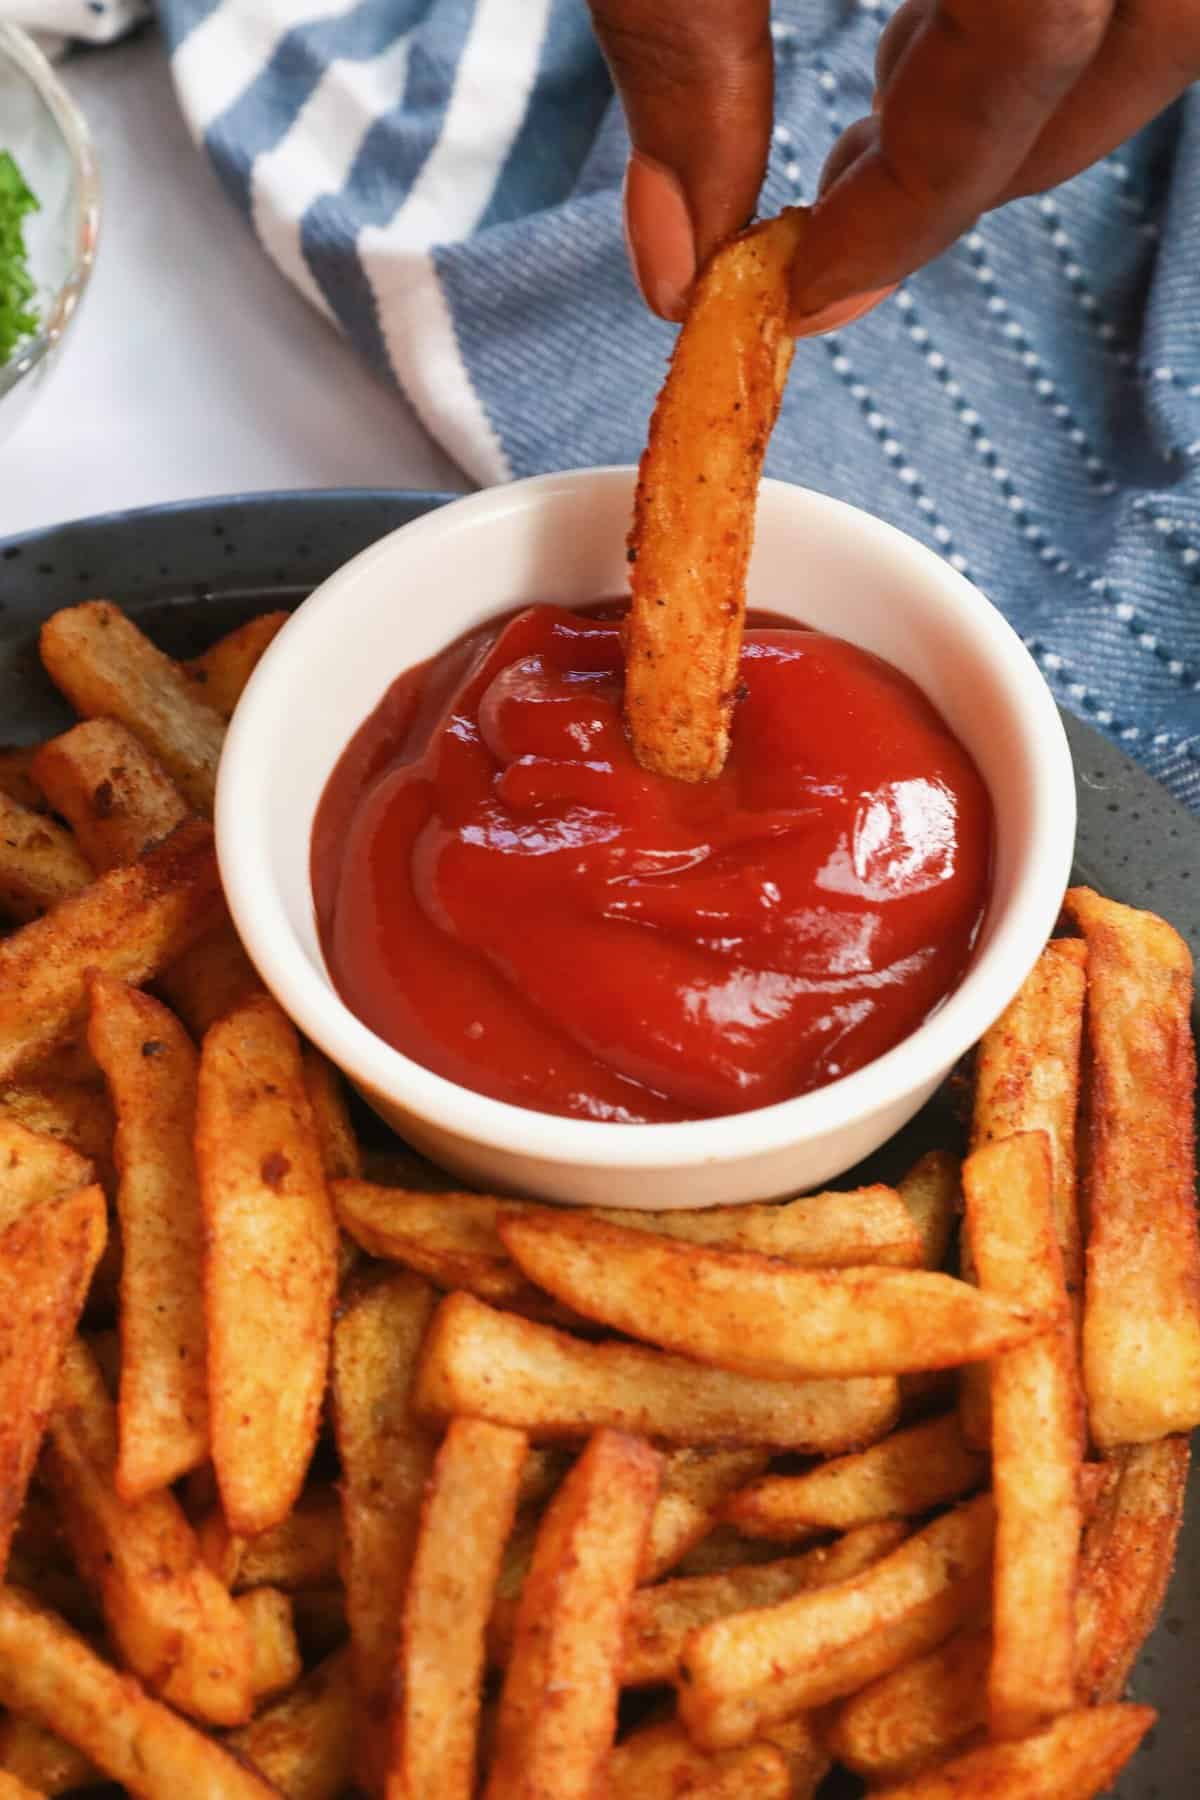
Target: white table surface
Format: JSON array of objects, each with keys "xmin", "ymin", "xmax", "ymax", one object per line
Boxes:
[{"xmin": 1, "ymin": 27, "xmax": 469, "ymax": 542}]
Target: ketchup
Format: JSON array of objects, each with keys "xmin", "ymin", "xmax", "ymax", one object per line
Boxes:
[{"xmin": 311, "ymin": 604, "xmax": 992, "ymax": 1123}]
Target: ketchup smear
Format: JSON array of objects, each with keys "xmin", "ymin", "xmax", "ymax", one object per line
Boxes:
[{"xmin": 311, "ymin": 604, "xmax": 992, "ymax": 1124}]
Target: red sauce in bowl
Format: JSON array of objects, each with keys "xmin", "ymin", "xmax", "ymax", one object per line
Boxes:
[{"xmin": 311, "ymin": 604, "xmax": 992, "ymax": 1123}]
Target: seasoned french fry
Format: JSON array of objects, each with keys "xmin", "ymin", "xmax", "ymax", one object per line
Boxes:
[
  {"xmin": 896, "ymin": 1151, "xmax": 959, "ymax": 1272},
  {"xmin": 0, "ymin": 745, "xmax": 48, "ymax": 812},
  {"xmin": 415, "ymin": 1292, "xmax": 899, "ymax": 1451},
  {"xmin": 828, "ymin": 1625, "xmax": 991, "ymax": 1779},
  {"xmin": 0, "ymin": 1117, "xmax": 93, "ymax": 1230},
  {"xmin": 677, "ymin": 1493, "xmax": 994, "ymax": 1748},
  {"xmin": 199, "ymin": 1485, "xmax": 343, "ymax": 1593},
  {"xmin": 867, "ymin": 1704, "xmax": 1153, "ymax": 1800},
  {"xmin": 40, "ymin": 602, "xmax": 226, "ymax": 814},
  {"xmin": 0, "ymin": 819, "xmax": 223, "ymax": 1081},
  {"xmin": 43, "ymin": 1336, "xmax": 253, "ymax": 1726},
  {"xmin": 722, "ymin": 1412, "xmax": 984, "ymax": 1540},
  {"xmin": 606, "ymin": 1719, "xmax": 790, "ymax": 1800},
  {"xmin": 31, "ymin": 721, "xmax": 191, "ymax": 870},
  {"xmin": 0, "ymin": 1079, "xmax": 115, "ymax": 1184},
  {"xmin": 157, "ymin": 921, "xmax": 264, "ymax": 1037},
  {"xmin": 0, "ymin": 1587, "xmax": 275, "ymax": 1798},
  {"xmin": 0, "ymin": 1712, "xmax": 100, "ymax": 1795},
  {"xmin": 642, "ymin": 1448, "xmax": 770, "ymax": 1581},
  {"xmin": 301, "ymin": 1045, "xmax": 362, "ymax": 1182},
  {"xmin": 963, "ymin": 1132, "xmax": 1082, "ymax": 1738},
  {"xmin": 330, "ymin": 1271, "xmax": 438, "ymax": 1792},
  {"xmin": 624, "ymin": 210, "xmax": 805, "ymax": 781},
  {"xmin": 0, "ymin": 791, "xmax": 92, "ymax": 921},
  {"xmin": 238, "ymin": 1587, "xmax": 303, "ymax": 1704},
  {"xmin": 0, "ymin": 1183, "xmax": 106, "ymax": 1571},
  {"xmin": 184, "ymin": 611, "xmax": 290, "ymax": 718},
  {"xmin": 195, "ymin": 993, "xmax": 338, "ymax": 1536},
  {"xmin": 618, "ymin": 1520, "xmax": 908, "ymax": 1687},
  {"xmin": 593, "ymin": 1185, "xmax": 923, "ymax": 1268},
  {"xmin": 86, "ymin": 973, "xmax": 208, "ymax": 1498},
  {"xmin": 758, "ymin": 1716, "xmax": 830, "ymax": 1800},
  {"xmin": 332, "ymin": 1183, "xmax": 548, "ymax": 1308},
  {"xmin": 484, "ymin": 1429, "xmax": 661, "ymax": 1800},
  {"xmin": 1076, "ymin": 1437, "xmax": 1190, "ymax": 1705},
  {"xmin": 498, "ymin": 1212, "xmax": 1045, "ymax": 1379},
  {"xmin": 227, "ymin": 1649, "xmax": 356, "ymax": 1800},
  {"xmin": 1064, "ymin": 888, "xmax": 1200, "ymax": 1443},
  {"xmin": 388, "ymin": 1418, "xmax": 528, "ymax": 1800}
]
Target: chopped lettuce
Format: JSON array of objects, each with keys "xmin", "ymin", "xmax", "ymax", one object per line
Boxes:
[{"xmin": 0, "ymin": 151, "xmax": 38, "ymax": 366}]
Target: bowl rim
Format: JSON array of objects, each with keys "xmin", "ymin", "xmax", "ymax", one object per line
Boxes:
[
  {"xmin": 0, "ymin": 22, "xmax": 101, "ymax": 396},
  {"xmin": 217, "ymin": 466, "xmax": 1077, "ymax": 1172}
]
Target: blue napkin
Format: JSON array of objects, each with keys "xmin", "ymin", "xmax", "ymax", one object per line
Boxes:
[{"xmin": 159, "ymin": 0, "xmax": 1200, "ymax": 813}]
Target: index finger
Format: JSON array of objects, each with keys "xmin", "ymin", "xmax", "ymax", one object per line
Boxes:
[{"xmin": 790, "ymin": 0, "xmax": 1112, "ymax": 325}]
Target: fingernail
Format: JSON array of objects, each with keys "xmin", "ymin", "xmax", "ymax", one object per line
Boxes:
[
  {"xmin": 623, "ymin": 151, "xmax": 696, "ymax": 322},
  {"xmin": 790, "ymin": 284, "xmax": 896, "ymax": 337}
]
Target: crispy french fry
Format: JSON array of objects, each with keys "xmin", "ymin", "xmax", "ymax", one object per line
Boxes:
[
  {"xmin": 227, "ymin": 1648, "xmax": 356, "ymax": 1800},
  {"xmin": 332, "ymin": 1183, "xmax": 549, "ymax": 1308},
  {"xmin": 388, "ymin": 1418, "xmax": 528, "ymax": 1800},
  {"xmin": 0, "ymin": 1080, "xmax": 115, "ymax": 1185},
  {"xmin": 40, "ymin": 603, "xmax": 225, "ymax": 814},
  {"xmin": 0, "ymin": 1587, "xmax": 275, "ymax": 1798},
  {"xmin": 0, "ymin": 745, "xmax": 48, "ymax": 812},
  {"xmin": 330, "ymin": 1272, "xmax": 438, "ymax": 1792},
  {"xmin": 498, "ymin": 1212, "xmax": 1044, "ymax": 1379},
  {"xmin": 31, "ymin": 721, "xmax": 191, "ymax": 870},
  {"xmin": 86, "ymin": 973, "xmax": 208, "ymax": 1498},
  {"xmin": 722, "ymin": 1412, "xmax": 984, "ymax": 1540},
  {"xmin": 593, "ymin": 1185, "xmax": 923, "ymax": 1268},
  {"xmin": 0, "ymin": 1116, "xmax": 93, "ymax": 1231},
  {"xmin": 867, "ymin": 1704, "xmax": 1153, "ymax": 1800},
  {"xmin": 0, "ymin": 791, "xmax": 92, "ymax": 921},
  {"xmin": 1064, "ymin": 888, "xmax": 1200, "ymax": 1443},
  {"xmin": 624, "ymin": 210, "xmax": 805, "ymax": 781},
  {"xmin": 618, "ymin": 1521, "xmax": 908, "ymax": 1688},
  {"xmin": 963, "ymin": 1132, "xmax": 1082, "ymax": 1738},
  {"xmin": 0, "ymin": 820, "xmax": 223, "ymax": 1081},
  {"xmin": 642, "ymin": 1448, "xmax": 770, "ymax": 1581},
  {"xmin": 184, "ymin": 611, "xmax": 290, "ymax": 718},
  {"xmin": 157, "ymin": 922, "xmax": 264, "ymax": 1037},
  {"xmin": 1076, "ymin": 1437, "xmax": 1190, "ymax": 1705},
  {"xmin": 606, "ymin": 1719, "xmax": 790, "ymax": 1800},
  {"xmin": 415, "ymin": 1292, "xmax": 899, "ymax": 1451},
  {"xmin": 301, "ymin": 1046, "xmax": 362, "ymax": 1182},
  {"xmin": 43, "ymin": 1336, "xmax": 253, "ymax": 1726},
  {"xmin": 199, "ymin": 1485, "xmax": 342, "ymax": 1593},
  {"xmin": 828, "ymin": 1625, "xmax": 991, "ymax": 1779},
  {"xmin": 238, "ymin": 1587, "xmax": 303, "ymax": 1704},
  {"xmin": 677, "ymin": 1493, "xmax": 994, "ymax": 1748},
  {"xmin": 758, "ymin": 1715, "xmax": 830, "ymax": 1800},
  {"xmin": 484, "ymin": 1428, "xmax": 661, "ymax": 1800},
  {"xmin": 0, "ymin": 1183, "xmax": 106, "ymax": 1571},
  {"xmin": 0, "ymin": 1712, "xmax": 100, "ymax": 1795},
  {"xmin": 897, "ymin": 1151, "xmax": 960, "ymax": 1273},
  {"xmin": 195, "ymin": 993, "xmax": 338, "ymax": 1536}
]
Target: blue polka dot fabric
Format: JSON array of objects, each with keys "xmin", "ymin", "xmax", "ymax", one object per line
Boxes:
[{"xmin": 160, "ymin": 0, "xmax": 1200, "ymax": 811}]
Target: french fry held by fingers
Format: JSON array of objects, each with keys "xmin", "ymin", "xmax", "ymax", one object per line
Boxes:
[
  {"xmin": 42, "ymin": 1336, "xmax": 254, "ymax": 1726},
  {"xmin": 195, "ymin": 992, "xmax": 338, "ymax": 1537},
  {"xmin": 624, "ymin": 209, "xmax": 806, "ymax": 782},
  {"xmin": 39, "ymin": 601, "xmax": 226, "ymax": 815},
  {"xmin": 31, "ymin": 720, "xmax": 191, "ymax": 871},
  {"xmin": 867, "ymin": 1703, "xmax": 1154, "ymax": 1800},
  {"xmin": 226, "ymin": 1648, "xmax": 356, "ymax": 1800},
  {"xmin": 677, "ymin": 1492, "xmax": 994, "ymax": 1749},
  {"xmin": 183, "ymin": 610, "xmax": 290, "ymax": 719},
  {"xmin": 0, "ymin": 1587, "xmax": 276, "ymax": 1799},
  {"xmin": 387, "ymin": 1418, "xmax": 528, "ymax": 1800},
  {"xmin": 1063, "ymin": 887, "xmax": 1200, "ymax": 1445},
  {"xmin": 86, "ymin": 972, "xmax": 209, "ymax": 1499},
  {"xmin": 722, "ymin": 1411, "xmax": 985, "ymax": 1540},
  {"xmin": 484, "ymin": 1428, "xmax": 661, "ymax": 1800},
  {"xmin": 0, "ymin": 1181, "xmax": 106, "ymax": 1573},
  {"xmin": 414, "ymin": 1290, "xmax": 900, "ymax": 1452},
  {"xmin": 497, "ymin": 1212, "xmax": 1047, "ymax": 1380},
  {"xmin": 0, "ymin": 790, "xmax": 92, "ymax": 922},
  {"xmin": 605, "ymin": 1719, "xmax": 791, "ymax": 1800},
  {"xmin": 962, "ymin": 1131, "xmax": 1083, "ymax": 1740}
]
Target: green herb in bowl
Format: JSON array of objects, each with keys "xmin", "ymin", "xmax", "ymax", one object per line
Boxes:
[{"xmin": 0, "ymin": 149, "xmax": 38, "ymax": 366}]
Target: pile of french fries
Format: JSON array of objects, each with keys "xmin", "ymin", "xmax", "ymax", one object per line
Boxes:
[{"xmin": 0, "ymin": 589, "xmax": 1191, "ymax": 1800}]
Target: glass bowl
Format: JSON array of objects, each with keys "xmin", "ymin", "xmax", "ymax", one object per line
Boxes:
[{"xmin": 0, "ymin": 24, "xmax": 100, "ymax": 447}]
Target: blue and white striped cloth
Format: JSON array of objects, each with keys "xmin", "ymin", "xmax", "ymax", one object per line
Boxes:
[{"xmin": 156, "ymin": 0, "xmax": 1200, "ymax": 811}]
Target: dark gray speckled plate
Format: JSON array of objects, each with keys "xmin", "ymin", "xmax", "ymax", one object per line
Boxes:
[{"xmin": 1, "ymin": 489, "xmax": 1196, "ymax": 1799}]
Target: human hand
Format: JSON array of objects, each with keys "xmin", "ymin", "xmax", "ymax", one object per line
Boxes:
[{"xmin": 587, "ymin": 0, "xmax": 1200, "ymax": 334}]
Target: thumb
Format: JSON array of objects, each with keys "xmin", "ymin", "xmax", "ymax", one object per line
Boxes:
[{"xmin": 587, "ymin": 0, "xmax": 773, "ymax": 320}]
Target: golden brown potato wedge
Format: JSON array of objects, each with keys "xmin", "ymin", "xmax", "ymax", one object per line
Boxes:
[
  {"xmin": 31, "ymin": 721, "xmax": 191, "ymax": 870},
  {"xmin": 484, "ymin": 1428, "xmax": 661, "ymax": 1800},
  {"xmin": 301, "ymin": 1046, "xmax": 362, "ymax": 1182},
  {"xmin": 896, "ymin": 1151, "xmax": 960, "ymax": 1273},
  {"xmin": 827, "ymin": 1624, "xmax": 991, "ymax": 1780},
  {"xmin": 0, "ymin": 1117, "xmax": 94, "ymax": 1229},
  {"xmin": 866, "ymin": 1703, "xmax": 1153, "ymax": 1800},
  {"xmin": 0, "ymin": 791, "xmax": 92, "ymax": 921},
  {"xmin": 157, "ymin": 920, "xmax": 264, "ymax": 1037},
  {"xmin": 40, "ymin": 602, "xmax": 226, "ymax": 814},
  {"xmin": 238, "ymin": 1586, "xmax": 303, "ymax": 1705},
  {"xmin": 624, "ymin": 210, "xmax": 806, "ymax": 781},
  {"xmin": 195, "ymin": 993, "xmax": 338, "ymax": 1536},
  {"xmin": 606, "ymin": 1719, "xmax": 791, "ymax": 1800},
  {"xmin": 414, "ymin": 1291, "xmax": 899, "ymax": 1451},
  {"xmin": 332, "ymin": 1182, "xmax": 552, "ymax": 1309},
  {"xmin": 0, "ymin": 1080, "xmax": 115, "ymax": 1187},
  {"xmin": 227, "ymin": 1648, "xmax": 356, "ymax": 1800},
  {"xmin": 87, "ymin": 973, "xmax": 208, "ymax": 1498},
  {"xmin": 184, "ymin": 611, "xmax": 289, "ymax": 719}
]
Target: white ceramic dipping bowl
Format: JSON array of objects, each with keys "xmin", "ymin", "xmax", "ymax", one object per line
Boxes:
[{"xmin": 217, "ymin": 467, "xmax": 1076, "ymax": 1208}]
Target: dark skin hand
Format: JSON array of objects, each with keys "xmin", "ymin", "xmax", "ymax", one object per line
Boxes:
[{"xmin": 587, "ymin": 0, "xmax": 1200, "ymax": 333}]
